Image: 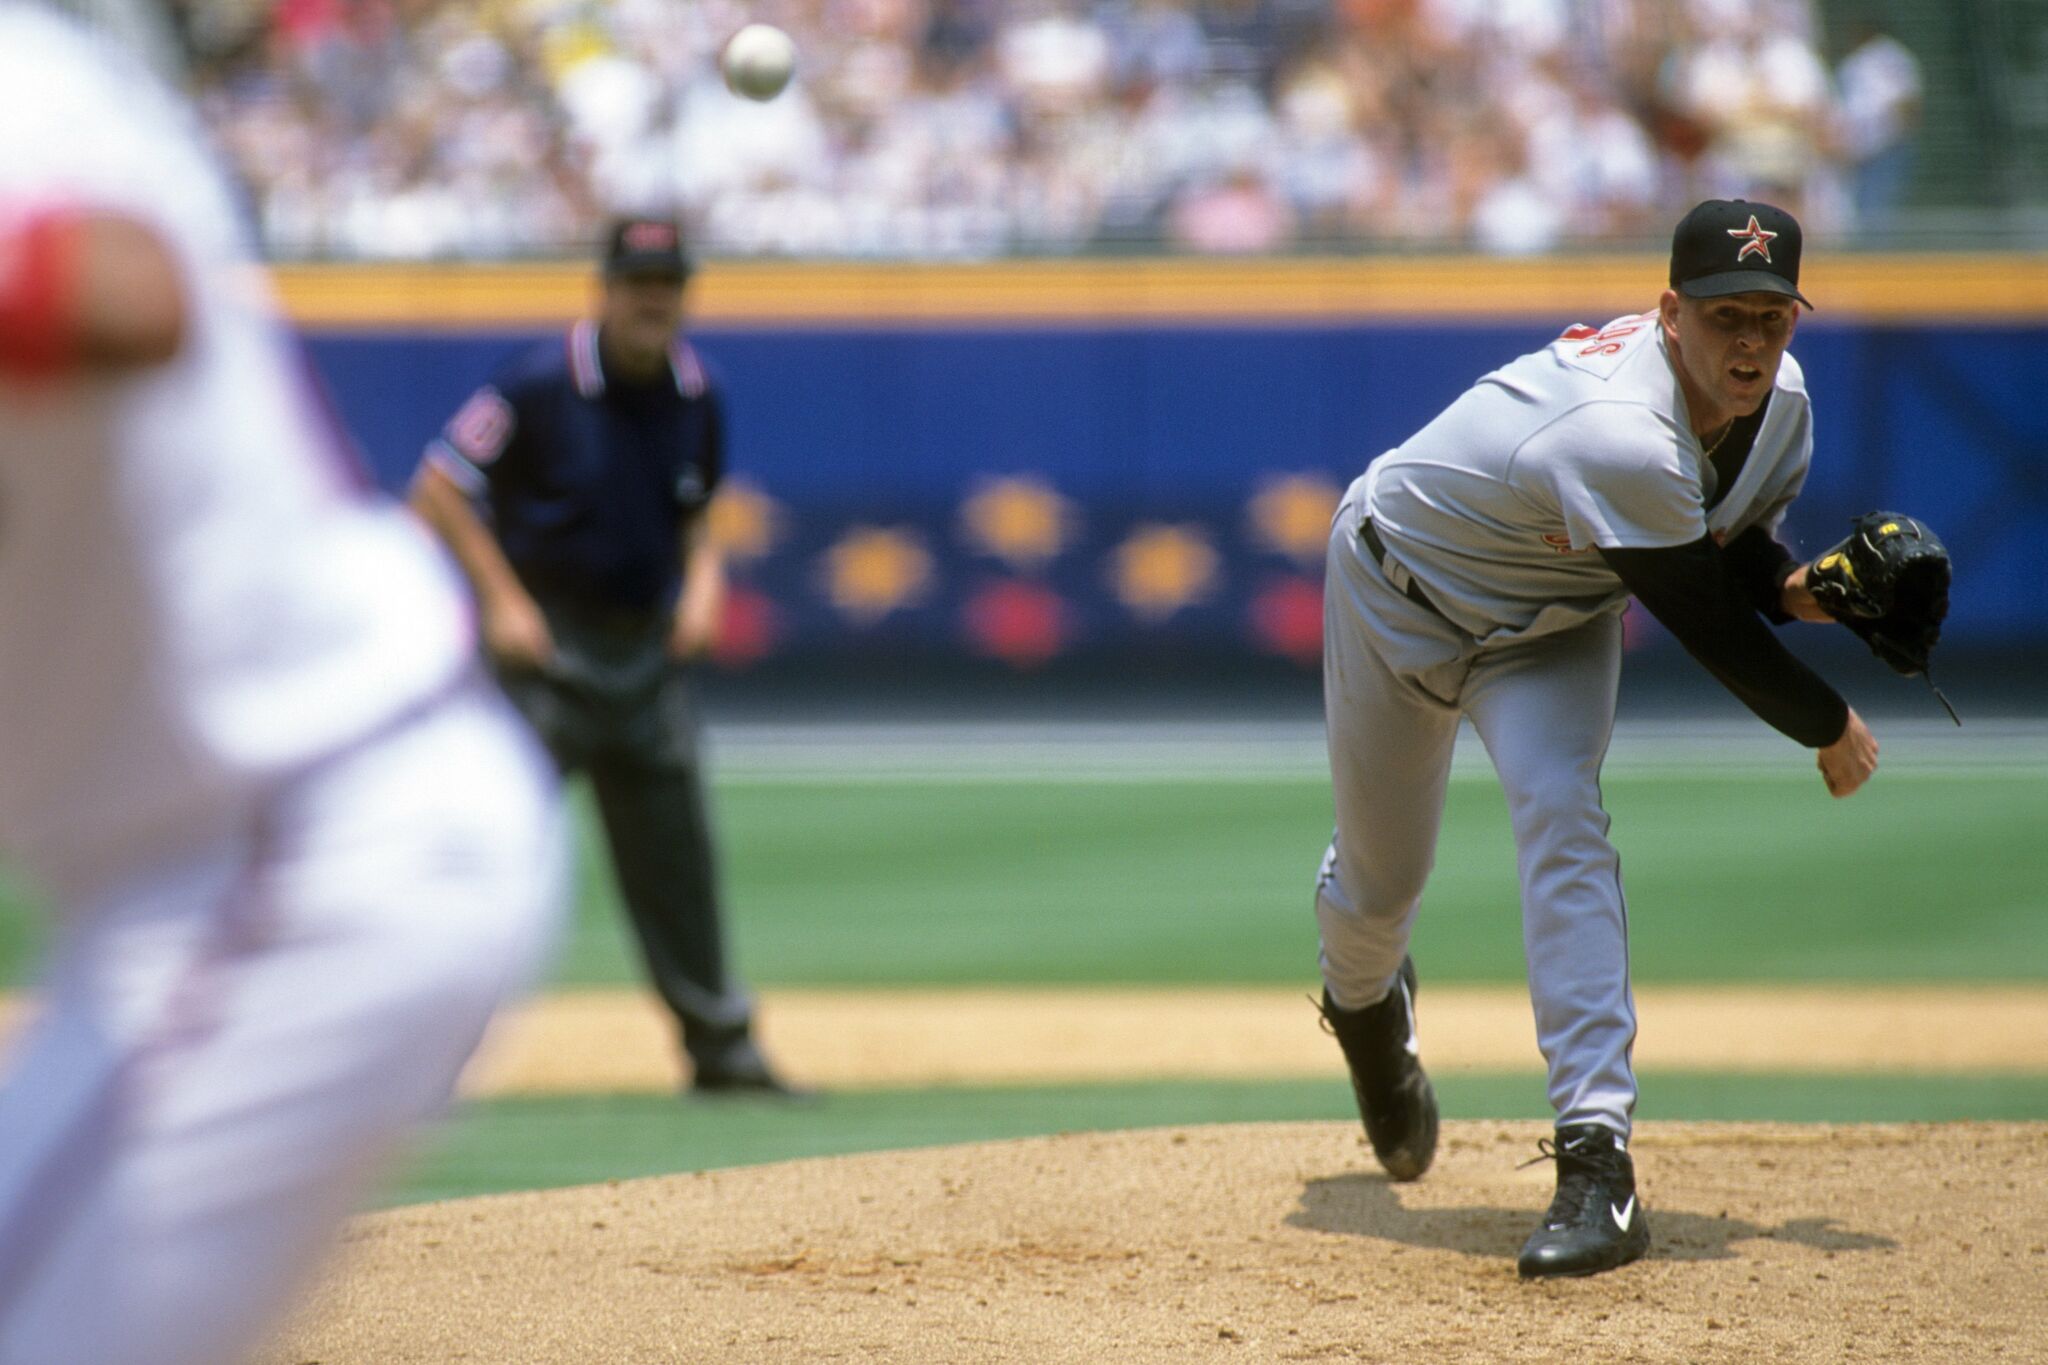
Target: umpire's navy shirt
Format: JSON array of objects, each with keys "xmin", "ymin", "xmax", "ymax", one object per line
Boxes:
[{"xmin": 426, "ymin": 321, "xmax": 723, "ymax": 614}]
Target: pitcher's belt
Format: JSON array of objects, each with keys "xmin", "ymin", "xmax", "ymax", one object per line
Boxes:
[{"xmin": 1359, "ymin": 519, "xmax": 1448, "ymax": 621}]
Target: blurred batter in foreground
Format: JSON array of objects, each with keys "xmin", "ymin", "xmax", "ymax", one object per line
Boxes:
[{"xmin": 0, "ymin": 5, "xmax": 563, "ymax": 1362}]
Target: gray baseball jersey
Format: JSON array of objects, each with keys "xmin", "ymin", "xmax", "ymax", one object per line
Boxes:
[{"xmin": 1362, "ymin": 311, "xmax": 1811, "ymax": 639}]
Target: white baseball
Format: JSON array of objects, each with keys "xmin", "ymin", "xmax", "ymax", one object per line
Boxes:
[{"xmin": 721, "ymin": 23, "xmax": 796, "ymax": 102}]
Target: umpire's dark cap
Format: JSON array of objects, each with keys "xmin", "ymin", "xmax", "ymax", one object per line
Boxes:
[
  {"xmin": 1669, "ymin": 199, "xmax": 1811, "ymax": 308},
  {"xmin": 603, "ymin": 217, "xmax": 692, "ymax": 281}
]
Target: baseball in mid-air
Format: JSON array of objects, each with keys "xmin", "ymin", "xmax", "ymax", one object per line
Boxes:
[{"xmin": 721, "ymin": 23, "xmax": 796, "ymax": 101}]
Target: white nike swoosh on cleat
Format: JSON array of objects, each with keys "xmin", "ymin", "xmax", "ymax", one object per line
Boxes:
[
  {"xmin": 1611, "ymin": 1196, "xmax": 1636, "ymax": 1232},
  {"xmin": 1400, "ymin": 982, "xmax": 1421, "ymax": 1056}
]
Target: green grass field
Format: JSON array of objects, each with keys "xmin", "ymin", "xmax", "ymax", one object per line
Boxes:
[
  {"xmin": 6, "ymin": 766, "xmax": 2041, "ymax": 989},
  {"xmin": 556, "ymin": 766, "xmax": 2048, "ymax": 990},
  {"xmin": 4, "ymin": 759, "xmax": 2044, "ymax": 1204}
]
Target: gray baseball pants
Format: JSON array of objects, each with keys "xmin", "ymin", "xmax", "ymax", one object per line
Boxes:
[
  {"xmin": 1316, "ymin": 496, "xmax": 1638, "ymax": 1137},
  {"xmin": 493, "ymin": 603, "xmax": 754, "ymax": 1067}
]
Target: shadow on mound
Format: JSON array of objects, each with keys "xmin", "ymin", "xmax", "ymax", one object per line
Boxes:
[{"xmin": 1287, "ymin": 1172, "xmax": 1898, "ymax": 1264}]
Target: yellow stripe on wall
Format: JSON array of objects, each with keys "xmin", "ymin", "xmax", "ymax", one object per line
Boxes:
[{"xmin": 271, "ymin": 254, "xmax": 2048, "ymax": 329}]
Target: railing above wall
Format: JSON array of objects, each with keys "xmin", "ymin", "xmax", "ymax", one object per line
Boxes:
[{"xmin": 272, "ymin": 255, "xmax": 2048, "ymax": 330}]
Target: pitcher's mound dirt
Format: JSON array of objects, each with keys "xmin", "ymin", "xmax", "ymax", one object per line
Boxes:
[{"xmin": 269, "ymin": 1120, "xmax": 2048, "ymax": 1364}]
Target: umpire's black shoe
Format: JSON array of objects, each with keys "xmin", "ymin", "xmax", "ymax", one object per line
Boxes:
[
  {"xmin": 1517, "ymin": 1123, "xmax": 1652, "ymax": 1279},
  {"xmin": 688, "ymin": 1033, "xmax": 815, "ymax": 1100},
  {"xmin": 1319, "ymin": 957, "xmax": 1438, "ymax": 1181}
]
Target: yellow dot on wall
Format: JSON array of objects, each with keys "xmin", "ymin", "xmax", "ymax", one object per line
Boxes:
[
  {"xmin": 1110, "ymin": 524, "xmax": 1220, "ymax": 622},
  {"xmin": 822, "ymin": 526, "xmax": 935, "ymax": 624},
  {"xmin": 959, "ymin": 476, "xmax": 1076, "ymax": 570},
  {"xmin": 706, "ymin": 477, "xmax": 784, "ymax": 563},
  {"xmin": 1247, "ymin": 473, "xmax": 1342, "ymax": 568}
]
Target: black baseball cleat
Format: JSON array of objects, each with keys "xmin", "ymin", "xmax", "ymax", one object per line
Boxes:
[
  {"xmin": 1318, "ymin": 957, "xmax": 1438, "ymax": 1181},
  {"xmin": 1517, "ymin": 1123, "xmax": 1652, "ymax": 1278}
]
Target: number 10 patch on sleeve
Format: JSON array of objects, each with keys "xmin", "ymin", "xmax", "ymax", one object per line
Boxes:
[{"xmin": 446, "ymin": 388, "xmax": 514, "ymax": 466}]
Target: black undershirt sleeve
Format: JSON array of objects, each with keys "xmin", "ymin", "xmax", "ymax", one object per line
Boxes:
[
  {"xmin": 1716, "ymin": 525, "xmax": 1800, "ymax": 623},
  {"xmin": 1599, "ymin": 535, "xmax": 1847, "ymax": 748}
]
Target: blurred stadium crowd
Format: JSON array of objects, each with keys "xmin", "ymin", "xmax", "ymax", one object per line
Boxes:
[{"xmin": 188, "ymin": 0, "xmax": 1923, "ymax": 260}]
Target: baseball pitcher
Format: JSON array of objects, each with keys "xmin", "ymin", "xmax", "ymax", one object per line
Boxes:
[{"xmin": 1313, "ymin": 199, "xmax": 1950, "ymax": 1278}]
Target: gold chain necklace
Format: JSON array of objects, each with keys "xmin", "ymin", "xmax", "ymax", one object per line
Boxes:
[{"xmin": 1701, "ymin": 419, "xmax": 1735, "ymax": 459}]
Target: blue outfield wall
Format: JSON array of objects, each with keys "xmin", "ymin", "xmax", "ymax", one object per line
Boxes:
[{"xmin": 307, "ymin": 322, "xmax": 2048, "ymax": 673}]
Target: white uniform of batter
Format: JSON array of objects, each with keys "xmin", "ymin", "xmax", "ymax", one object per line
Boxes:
[
  {"xmin": 1317, "ymin": 310, "xmax": 1812, "ymax": 1136},
  {"xmin": 0, "ymin": 9, "xmax": 563, "ymax": 1363}
]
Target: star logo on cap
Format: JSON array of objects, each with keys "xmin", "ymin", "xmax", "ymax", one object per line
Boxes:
[{"xmin": 1726, "ymin": 214, "xmax": 1777, "ymax": 263}]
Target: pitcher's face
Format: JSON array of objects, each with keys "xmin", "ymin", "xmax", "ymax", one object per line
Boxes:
[{"xmin": 1661, "ymin": 290, "xmax": 1801, "ymax": 423}]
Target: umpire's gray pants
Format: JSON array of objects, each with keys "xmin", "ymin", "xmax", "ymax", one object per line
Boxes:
[
  {"xmin": 493, "ymin": 605, "xmax": 754, "ymax": 1060},
  {"xmin": 1316, "ymin": 503, "xmax": 1637, "ymax": 1137}
]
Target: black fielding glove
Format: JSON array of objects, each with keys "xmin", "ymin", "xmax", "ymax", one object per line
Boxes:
[{"xmin": 1806, "ymin": 511, "xmax": 1951, "ymax": 677}]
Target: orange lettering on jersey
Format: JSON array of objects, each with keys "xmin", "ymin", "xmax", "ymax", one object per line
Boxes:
[{"xmin": 1565, "ymin": 313, "xmax": 1653, "ymax": 359}]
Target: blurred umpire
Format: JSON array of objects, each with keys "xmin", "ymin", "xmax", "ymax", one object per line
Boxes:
[{"xmin": 411, "ymin": 217, "xmax": 801, "ymax": 1097}]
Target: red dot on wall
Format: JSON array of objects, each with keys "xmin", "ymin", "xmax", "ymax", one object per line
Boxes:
[
  {"xmin": 963, "ymin": 579, "xmax": 1069, "ymax": 670},
  {"xmin": 1248, "ymin": 576, "xmax": 1323, "ymax": 666},
  {"xmin": 713, "ymin": 584, "xmax": 782, "ymax": 669}
]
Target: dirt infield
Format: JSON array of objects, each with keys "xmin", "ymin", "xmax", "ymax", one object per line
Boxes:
[
  {"xmin": 462, "ymin": 985, "xmax": 2048, "ymax": 1094},
  {"xmin": 9, "ymin": 985, "xmax": 2048, "ymax": 1095},
  {"xmin": 267, "ymin": 1120, "xmax": 2048, "ymax": 1364}
]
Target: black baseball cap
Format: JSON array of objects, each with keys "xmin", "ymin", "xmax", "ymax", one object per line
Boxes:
[
  {"xmin": 603, "ymin": 217, "xmax": 692, "ymax": 281},
  {"xmin": 1669, "ymin": 199, "xmax": 1811, "ymax": 308}
]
